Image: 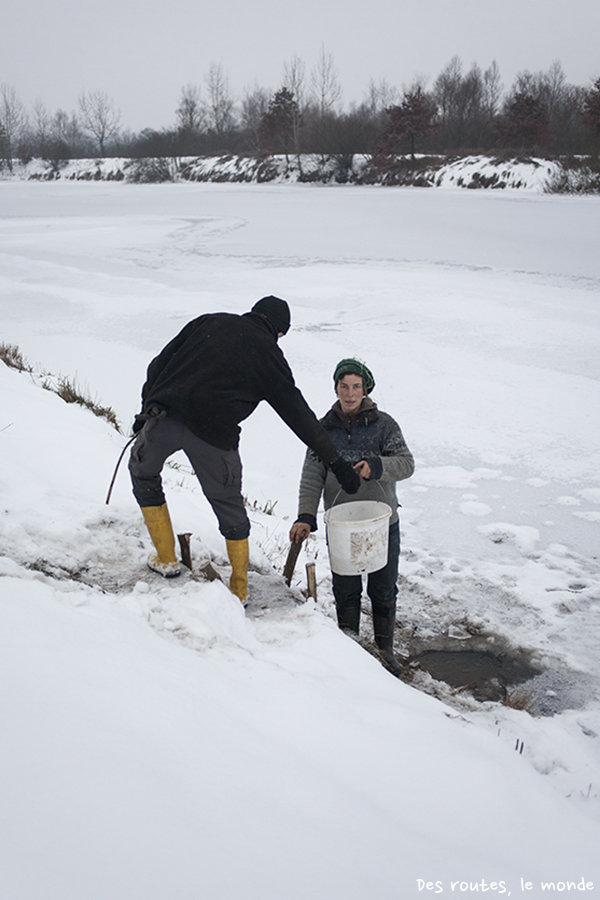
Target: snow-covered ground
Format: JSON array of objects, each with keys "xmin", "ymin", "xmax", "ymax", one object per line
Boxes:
[{"xmin": 1, "ymin": 181, "xmax": 599, "ymax": 899}]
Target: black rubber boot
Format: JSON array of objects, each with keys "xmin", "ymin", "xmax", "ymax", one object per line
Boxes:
[
  {"xmin": 335, "ymin": 598, "xmax": 361, "ymax": 636},
  {"xmin": 373, "ymin": 613, "xmax": 406, "ymax": 677}
]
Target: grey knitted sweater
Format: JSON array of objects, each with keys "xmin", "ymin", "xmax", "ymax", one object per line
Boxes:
[{"xmin": 296, "ymin": 399, "xmax": 414, "ymax": 529}]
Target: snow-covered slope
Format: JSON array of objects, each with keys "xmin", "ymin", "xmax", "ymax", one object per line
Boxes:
[
  {"xmin": 8, "ymin": 153, "xmax": 563, "ymax": 191},
  {"xmin": 1, "ymin": 181, "xmax": 599, "ymax": 899},
  {"xmin": 2, "ymin": 335, "xmax": 599, "ymax": 900}
]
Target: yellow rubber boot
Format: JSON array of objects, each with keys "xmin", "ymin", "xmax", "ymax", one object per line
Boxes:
[
  {"xmin": 226, "ymin": 538, "xmax": 249, "ymax": 603},
  {"xmin": 141, "ymin": 504, "xmax": 181, "ymax": 578}
]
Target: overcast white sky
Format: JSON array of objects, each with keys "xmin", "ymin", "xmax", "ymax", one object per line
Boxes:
[{"xmin": 3, "ymin": 0, "xmax": 599, "ymax": 132}]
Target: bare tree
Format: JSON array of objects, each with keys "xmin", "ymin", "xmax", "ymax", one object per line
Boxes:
[
  {"xmin": 27, "ymin": 102, "xmax": 70, "ymax": 169},
  {"xmin": 366, "ymin": 78, "xmax": 398, "ymax": 118},
  {"xmin": 507, "ymin": 61, "xmax": 583, "ymax": 152},
  {"xmin": 542, "ymin": 62, "xmax": 585, "ymax": 153},
  {"xmin": 511, "ymin": 62, "xmax": 560, "ymax": 113},
  {"xmin": 456, "ymin": 65, "xmax": 485, "ymax": 145},
  {"xmin": 433, "ymin": 56, "xmax": 463, "ymax": 129},
  {"xmin": 176, "ymin": 84, "xmax": 205, "ymax": 134},
  {"xmin": 240, "ymin": 83, "xmax": 270, "ymax": 152},
  {"xmin": 433, "ymin": 57, "xmax": 481, "ymax": 147},
  {"xmin": 27, "ymin": 101, "xmax": 67, "ymax": 166},
  {"xmin": 432, "ymin": 57, "xmax": 505, "ymax": 149},
  {"xmin": 543, "ymin": 60, "xmax": 567, "ymax": 119},
  {"xmin": 78, "ymin": 90, "xmax": 121, "ymax": 155},
  {"xmin": 30, "ymin": 100, "xmax": 52, "ymax": 156},
  {"xmin": 205, "ymin": 63, "xmax": 235, "ymax": 138},
  {"xmin": 282, "ymin": 55, "xmax": 307, "ymax": 159},
  {"xmin": 482, "ymin": 61, "xmax": 503, "ymax": 121},
  {"xmin": 54, "ymin": 109, "xmax": 83, "ymax": 148},
  {"xmin": 283, "ymin": 55, "xmax": 307, "ymax": 109},
  {"xmin": 0, "ymin": 83, "xmax": 27, "ymax": 170},
  {"xmin": 311, "ymin": 45, "xmax": 342, "ymax": 117}
]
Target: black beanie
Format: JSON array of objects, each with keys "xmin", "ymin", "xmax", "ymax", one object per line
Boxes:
[{"xmin": 251, "ymin": 296, "xmax": 291, "ymax": 335}]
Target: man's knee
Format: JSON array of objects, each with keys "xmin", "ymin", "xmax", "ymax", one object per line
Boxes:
[
  {"xmin": 129, "ymin": 445, "xmax": 166, "ymax": 506},
  {"xmin": 128, "ymin": 420, "xmax": 179, "ymax": 507},
  {"xmin": 220, "ymin": 519, "xmax": 251, "ymax": 541},
  {"xmin": 130, "ymin": 477, "xmax": 166, "ymax": 507}
]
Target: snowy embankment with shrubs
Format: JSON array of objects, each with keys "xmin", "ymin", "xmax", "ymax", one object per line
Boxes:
[
  {"xmin": 1, "ymin": 180, "xmax": 600, "ymax": 899},
  {"xmin": 7, "ymin": 152, "xmax": 565, "ymax": 190}
]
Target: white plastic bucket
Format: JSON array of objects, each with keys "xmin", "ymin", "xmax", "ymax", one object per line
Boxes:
[{"xmin": 324, "ymin": 500, "xmax": 392, "ymax": 575}]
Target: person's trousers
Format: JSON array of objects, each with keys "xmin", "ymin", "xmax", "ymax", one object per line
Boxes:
[
  {"xmin": 128, "ymin": 417, "xmax": 250, "ymax": 540},
  {"xmin": 332, "ymin": 521, "xmax": 400, "ymax": 635}
]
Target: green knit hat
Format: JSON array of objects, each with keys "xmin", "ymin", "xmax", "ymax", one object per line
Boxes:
[{"xmin": 333, "ymin": 358, "xmax": 375, "ymax": 394}]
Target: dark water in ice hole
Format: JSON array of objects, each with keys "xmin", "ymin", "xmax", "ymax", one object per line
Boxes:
[
  {"xmin": 406, "ymin": 647, "xmax": 595, "ymax": 714},
  {"xmin": 411, "ymin": 649, "xmax": 541, "ymax": 704}
]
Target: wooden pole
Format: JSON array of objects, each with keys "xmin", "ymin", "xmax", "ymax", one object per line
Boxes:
[
  {"xmin": 177, "ymin": 533, "xmax": 193, "ymax": 570},
  {"xmin": 283, "ymin": 541, "xmax": 302, "ymax": 586}
]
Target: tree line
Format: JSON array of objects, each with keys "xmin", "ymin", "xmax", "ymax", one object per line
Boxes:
[{"xmin": 2, "ymin": 53, "xmax": 600, "ymax": 173}]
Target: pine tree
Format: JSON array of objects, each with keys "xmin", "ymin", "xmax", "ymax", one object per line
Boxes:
[
  {"xmin": 496, "ymin": 91, "xmax": 551, "ymax": 152},
  {"xmin": 259, "ymin": 88, "xmax": 299, "ymax": 163},
  {"xmin": 380, "ymin": 87, "xmax": 438, "ymax": 159},
  {"xmin": 581, "ymin": 78, "xmax": 600, "ymax": 153}
]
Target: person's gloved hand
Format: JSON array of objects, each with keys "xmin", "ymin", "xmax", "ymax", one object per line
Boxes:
[
  {"xmin": 132, "ymin": 406, "xmax": 166, "ymax": 434},
  {"xmin": 330, "ymin": 457, "xmax": 361, "ymax": 494}
]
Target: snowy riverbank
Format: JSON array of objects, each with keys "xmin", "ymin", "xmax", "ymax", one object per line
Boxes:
[{"xmin": 4, "ymin": 152, "xmax": 563, "ymax": 191}]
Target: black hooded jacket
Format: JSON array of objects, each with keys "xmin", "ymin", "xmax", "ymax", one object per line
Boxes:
[{"xmin": 140, "ymin": 311, "xmax": 340, "ymax": 463}]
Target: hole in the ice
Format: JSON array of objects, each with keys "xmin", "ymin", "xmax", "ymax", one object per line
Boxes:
[
  {"xmin": 409, "ymin": 648, "xmax": 540, "ymax": 703},
  {"xmin": 401, "ymin": 635, "xmax": 593, "ymax": 715}
]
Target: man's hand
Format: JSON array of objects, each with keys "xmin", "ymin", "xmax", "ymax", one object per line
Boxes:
[
  {"xmin": 132, "ymin": 406, "xmax": 166, "ymax": 435},
  {"xmin": 330, "ymin": 458, "xmax": 361, "ymax": 494},
  {"xmin": 289, "ymin": 522, "xmax": 311, "ymax": 543}
]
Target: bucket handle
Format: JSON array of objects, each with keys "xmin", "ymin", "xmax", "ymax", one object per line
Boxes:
[{"xmin": 330, "ymin": 477, "xmax": 388, "ymax": 509}]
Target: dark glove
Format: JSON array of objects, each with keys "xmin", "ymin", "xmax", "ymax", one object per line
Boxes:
[
  {"xmin": 330, "ymin": 457, "xmax": 361, "ymax": 495},
  {"xmin": 132, "ymin": 406, "xmax": 166, "ymax": 435}
]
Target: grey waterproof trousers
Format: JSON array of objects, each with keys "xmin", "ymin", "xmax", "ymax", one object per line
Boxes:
[{"xmin": 128, "ymin": 417, "xmax": 250, "ymax": 540}]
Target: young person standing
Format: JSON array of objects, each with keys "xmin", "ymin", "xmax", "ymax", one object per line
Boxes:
[{"xmin": 290, "ymin": 359, "xmax": 414, "ymax": 673}]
